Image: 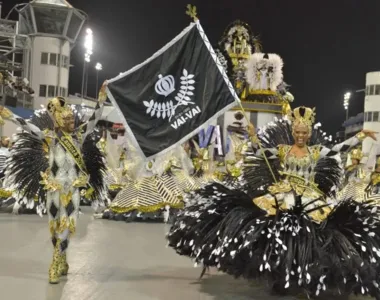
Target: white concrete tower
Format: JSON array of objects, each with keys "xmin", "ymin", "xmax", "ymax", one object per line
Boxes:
[
  {"xmin": 363, "ymin": 71, "xmax": 380, "ymax": 154},
  {"xmin": 17, "ymin": 0, "xmax": 86, "ymax": 108}
]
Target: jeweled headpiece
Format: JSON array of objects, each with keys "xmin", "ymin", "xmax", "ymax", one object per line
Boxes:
[
  {"xmin": 47, "ymin": 97, "xmax": 73, "ymax": 128},
  {"xmin": 289, "ymin": 106, "xmax": 316, "ymax": 131},
  {"xmin": 350, "ymin": 147, "xmax": 363, "ymax": 161}
]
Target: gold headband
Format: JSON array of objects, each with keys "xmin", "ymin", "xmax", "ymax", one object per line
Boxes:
[
  {"xmin": 47, "ymin": 97, "xmax": 73, "ymax": 128},
  {"xmin": 289, "ymin": 106, "xmax": 315, "ymax": 131}
]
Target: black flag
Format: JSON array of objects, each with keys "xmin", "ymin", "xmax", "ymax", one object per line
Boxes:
[{"xmin": 106, "ymin": 21, "xmax": 239, "ymax": 160}]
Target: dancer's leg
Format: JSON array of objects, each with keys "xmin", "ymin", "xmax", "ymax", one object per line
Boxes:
[
  {"xmin": 56, "ymin": 188, "xmax": 80, "ymax": 277},
  {"xmin": 46, "ymin": 191, "xmax": 60, "ymax": 284},
  {"xmin": 56, "ymin": 228, "xmax": 70, "ymax": 276}
]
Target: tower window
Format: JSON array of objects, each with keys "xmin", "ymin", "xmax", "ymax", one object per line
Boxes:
[
  {"xmin": 368, "ymin": 112, "xmax": 373, "ymax": 122},
  {"xmin": 374, "ymin": 112, "xmax": 379, "ymax": 122},
  {"xmin": 41, "ymin": 52, "xmax": 48, "ymax": 65},
  {"xmin": 63, "ymin": 55, "xmax": 69, "ymax": 68},
  {"xmin": 39, "ymin": 85, "xmax": 47, "ymax": 97},
  {"xmin": 375, "ymin": 85, "xmax": 380, "ymax": 95},
  {"xmin": 49, "ymin": 53, "xmax": 57, "ymax": 66},
  {"xmin": 57, "ymin": 54, "xmax": 61, "ymax": 67},
  {"xmin": 59, "ymin": 87, "xmax": 67, "ymax": 97},
  {"xmin": 48, "ymin": 85, "xmax": 55, "ymax": 97},
  {"xmin": 370, "ymin": 85, "xmax": 375, "ymax": 95}
]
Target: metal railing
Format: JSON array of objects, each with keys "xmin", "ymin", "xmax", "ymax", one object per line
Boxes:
[
  {"xmin": 0, "ymin": 83, "xmax": 34, "ymax": 108},
  {"xmin": 0, "ymin": 19, "xmax": 17, "ymax": 36}
]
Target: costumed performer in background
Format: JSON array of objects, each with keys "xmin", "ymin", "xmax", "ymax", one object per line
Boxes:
[
  {"xmin": 365, "ymin": 156, "xmax": 380, "ymax": 197},
  {"xmin": 167, "ymin": 106, "xmax": 380, "ymax": 299},
  {"xmin": 0, "ymin": 82, "xmax": 108, "ymax": 284},
  {"xmin": 338, "ymin": 146, "xmax": 378, "ymax": 202},
  {"xmin": 98, "ymin": 140, "xmax": 200, "ymax": 223}
]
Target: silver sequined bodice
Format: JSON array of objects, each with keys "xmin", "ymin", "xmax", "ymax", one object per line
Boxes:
[
  {"xmin": 283, "ymin": 149, "xmax": 316, "ymax": 182},
  {"xmin": 49, "ymin": 140, "xmax": 80, "ymax": 190}
]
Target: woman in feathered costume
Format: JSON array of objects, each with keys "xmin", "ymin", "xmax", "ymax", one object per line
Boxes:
[
  {"xmin": 0, "ymin": 83, "xmax": 107, "ymax": 284},
  {"xmin": 167, "ymin": 106, "xmax": 380, "ymax": 299}
]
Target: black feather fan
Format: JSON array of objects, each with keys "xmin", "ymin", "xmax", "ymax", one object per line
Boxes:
[{"xmin": 6, "ymin": 132, "xmax": 49, "ymax": 205}]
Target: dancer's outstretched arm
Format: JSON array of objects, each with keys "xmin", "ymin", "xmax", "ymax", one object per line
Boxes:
[
  {"xmin": 320, "ymin": 130, "xmax": 377, "ymax": 158},
  {"xmin": 78, "ymin": 82, "xmax": 108, "ymax": 142},
  {"xmin": 245, "ymin": 123, "xmax": 279, "ymax": 159},
  {"xmin": 0, "ymin": 106, "xmax": 44, "ymax": 140}
]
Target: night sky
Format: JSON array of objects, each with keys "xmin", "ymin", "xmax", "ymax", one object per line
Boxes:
[{"xmin": 4, "ymin": 0, "xmax": 380, "ymax": 133}]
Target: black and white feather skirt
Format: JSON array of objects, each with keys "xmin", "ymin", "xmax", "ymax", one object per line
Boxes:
[{"xmin": 167, "ymin": 182, "xmax": 380, "ymax": 299}]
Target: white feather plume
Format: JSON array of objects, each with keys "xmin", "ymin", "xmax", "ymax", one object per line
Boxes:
[
  {"xmin": 267, "ymin": 53, "xmax": 284, "ymax": 91},
  {"xmin": 245, "ymin": 53, "xmax": 284, "ymax": 91},
  {"xmin": 245, "ymin": 53, "xmax": 265, "ymax": 90}
]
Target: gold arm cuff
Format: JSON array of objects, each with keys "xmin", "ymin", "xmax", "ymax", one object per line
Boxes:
[
  {"xmin": 0, "ymin": 107, "xmax": 13, "ymax": 119},
  {"xmin": 355, "ymin": 131, "xmax": 366, "ymax": 142},
  {"xmin": 109, "ymin": 202, "xmax": 184, "ymax": 214}
]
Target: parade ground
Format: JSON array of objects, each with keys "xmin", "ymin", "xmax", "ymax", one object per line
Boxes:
[{"xmin": 0, "ymin": 207, "xmax": 370, "ymax": 300}]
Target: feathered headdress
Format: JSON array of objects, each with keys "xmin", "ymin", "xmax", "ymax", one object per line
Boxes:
[
  {"xmin": 46, "ymin": 97, "xmax": 73, "ymax": 128},
  {"xmin": 289, "ymin": 106, "xmax": 316, "ymax": 131}
]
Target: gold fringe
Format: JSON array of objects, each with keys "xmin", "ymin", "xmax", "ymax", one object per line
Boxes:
[
  {"xmin": 109, "ymin": 184, "xmax": 125, "ymax": 191},
  {"xmin": 356, "ymin": 131, "xmax": 366, "ymax": 142},
  {"xmin": 109, "ymin": 201, "xmax": 184, "ymax": 214},
  {"xmin": 248, "ymin": 89, "xmax": 277, "ymax": 95}
]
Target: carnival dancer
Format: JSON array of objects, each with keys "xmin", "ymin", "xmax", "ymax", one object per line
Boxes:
[
  {"xmin": 167, "ymin": 106, "xmax": 380, "ymax": 299},
  {"xmin": 364, "ymin": 156, "xmax": 380, "ymax": 198},
  {"xmin": 0, "ymin": 140, "xmax": 12, "ymax": 210},
  {"xmin": 337, "ymin": 147, "xmax": 375, "ymax": 202},
  {"xmin": 98, "ymin": 142, "xmax": 199, "ymax": 223},
  {"xmin": 371, "ymin": 157, "xmax": 380, "ymax": 194},
  {"xmin": 0, "ymin": 83, "xmax": 107, "ymax": 284},
  {"xmin": 99, "ymin": 130, "xmax": 130, "ymax": 199}
]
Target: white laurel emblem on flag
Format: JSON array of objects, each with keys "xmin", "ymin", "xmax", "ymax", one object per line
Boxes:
[{"xmin": 143, "ymin": 69, "xmax": 195, "ymax": 121}]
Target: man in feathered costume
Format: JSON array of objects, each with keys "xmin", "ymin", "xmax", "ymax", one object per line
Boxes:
[
  {"xmin": 167, "ymin": 106, "xmax": 380, "ymax": 299},
  {"xmin": 0, "ymin": 82, "xmax": 108, "ymax": 284}
]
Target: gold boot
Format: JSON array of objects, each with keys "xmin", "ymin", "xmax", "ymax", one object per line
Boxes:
[
  {"xmin": 57, "ymin": 253, "xmax": 69, "ymax": 276},
  {"xmin": 48, "ymin": 241, "xmax": 61, "ymax": 284}
]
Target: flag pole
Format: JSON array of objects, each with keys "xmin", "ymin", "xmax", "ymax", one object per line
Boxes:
[
  {"xmin": 185, "ymin": 4, "xmax": 277, "ymax": 183},
  {"xmin": 237, "ymin": 101, "xmax": 278, "ymax": 183}
]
